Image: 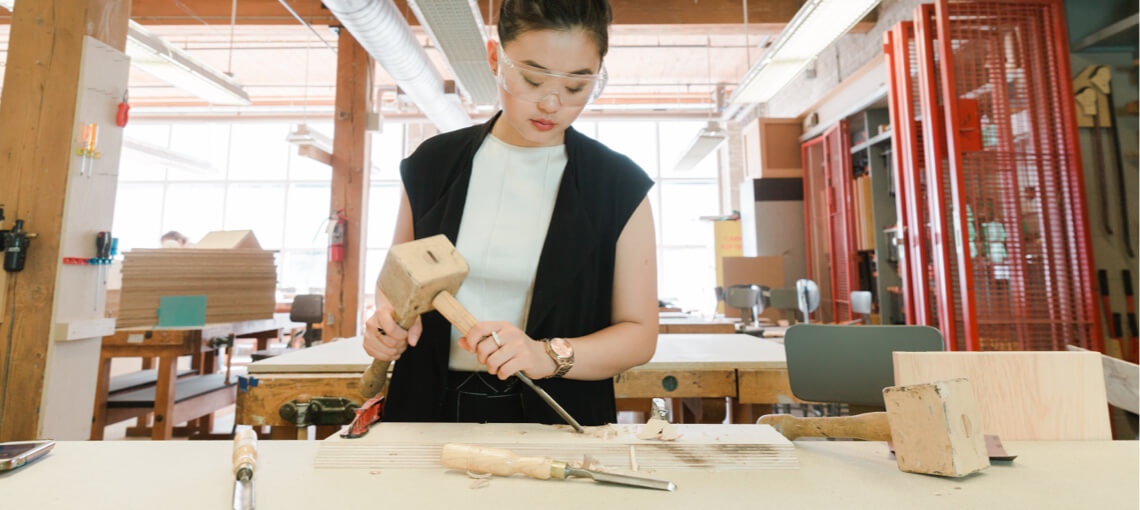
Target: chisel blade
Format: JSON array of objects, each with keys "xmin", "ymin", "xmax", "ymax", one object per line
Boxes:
[
  {"xmin": 232, "ymin": 479, "xmax": 254, "ymax": 510},
  {"xmin": 515, "ymin": 373, "xmax": 584, "ymax": 433},
  {"xmin": 565, "ymin": 467, "xmax": 677, "ymax": 492}
]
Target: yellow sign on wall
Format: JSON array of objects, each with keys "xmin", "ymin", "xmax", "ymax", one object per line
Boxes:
[{"xmin": 714, "ymin": 220, "xmax": 743, "ymax": 314}]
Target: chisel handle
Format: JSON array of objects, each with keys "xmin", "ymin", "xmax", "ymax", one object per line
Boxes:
[
  {"xmin": 758, "ymin": 412, "xmax": 892, "ymax": 441},
  {"xmin": 232, "ymin": 426, "xmax": 257, "ymax": 479},
  {"xmin": 441, "ymin": 443, "xmax": 559, "ymax": 480},
  {"xmin": 359, "ymin": 290, "xmax": 474, "ymax": 398}
]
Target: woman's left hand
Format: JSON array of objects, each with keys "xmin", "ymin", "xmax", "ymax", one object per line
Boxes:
[{"xmin": 458, "ymin": 322, "xmax": 555, "ymax": 380}]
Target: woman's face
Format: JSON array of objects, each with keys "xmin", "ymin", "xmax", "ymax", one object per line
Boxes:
[{"xmin": 487, "ymin": 29, "xmax": 602, "ymax": 147}]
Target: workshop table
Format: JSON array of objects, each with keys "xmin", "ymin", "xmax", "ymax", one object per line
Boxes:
[
  {"xmin": 92, "ymin": 314, "xmax": 300, "ymax": 440},
  {"xmin": 236, "ymin": 334, "xmax": 802, "ymax": 434},
  {"xmin": 2, "ymin": 423, "xmax": 1135, "ymax": 509}
]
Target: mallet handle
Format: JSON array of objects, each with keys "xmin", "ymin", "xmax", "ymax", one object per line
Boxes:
[
  {"xmin": 758, "ymin": 412, "xmax": 891, "ymax": 441},
  {"xmin": 440, "ymin": 443, "xmax": 556, "ymax": 480},
  {"xmin": 431, "ymin": 291, "xmax": 476, "ymax": 336},
  {"xmin": 359, "ymin": 290, "xmax": 474, "ymax": 399}
]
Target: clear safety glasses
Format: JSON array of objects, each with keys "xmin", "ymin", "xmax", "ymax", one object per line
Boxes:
[{"xmin": 496, "ymin": 46, "xmax": 607, "ymax": 107}]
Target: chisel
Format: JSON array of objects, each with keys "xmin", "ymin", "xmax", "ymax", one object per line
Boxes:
[
  {"xmin": 440, "ymin": 443, "xmax": 676, "ymax": 492},
  {"xmin": 232, "ymin": 426, "xmax": 257, "ymax": 510}
]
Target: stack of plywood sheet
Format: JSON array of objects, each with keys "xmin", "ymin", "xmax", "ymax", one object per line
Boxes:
[{"xmin": 116, "ymin": 230, "xmax": 277, "ymax": 328}]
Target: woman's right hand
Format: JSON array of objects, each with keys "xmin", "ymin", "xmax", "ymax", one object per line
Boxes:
[{"xmin": 362, "ymin": 304, "xmax": 423, "ymax": 362}]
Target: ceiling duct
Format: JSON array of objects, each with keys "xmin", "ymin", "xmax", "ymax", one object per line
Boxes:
[
  {"xmin": 407, "ymin": 0, "xmax": 498, "ymax": 105},
  {"xmin": 323, "ymin": 0, "xmax": 473, "ymax": 132}
]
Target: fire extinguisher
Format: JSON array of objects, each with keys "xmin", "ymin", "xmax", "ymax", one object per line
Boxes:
[{"xmin": 329, "ymin": 211, "xmax": 347, "ymax": 263}]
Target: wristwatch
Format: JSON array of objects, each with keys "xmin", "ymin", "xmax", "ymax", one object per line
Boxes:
[{"xmin": 543, "ymin": 337, "xmax": 574, "ymax": 378}]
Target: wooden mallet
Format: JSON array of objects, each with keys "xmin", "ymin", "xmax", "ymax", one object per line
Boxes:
[
  {"xmin": 758, "ymin": 378, "xmax": 990, "ymax": 477},
  {"xmin": 359, "ymin": 234, "xmax": 472, "ymax": 398}
]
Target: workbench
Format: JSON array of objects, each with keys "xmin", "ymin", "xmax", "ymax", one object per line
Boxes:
[
  {"xmin": 92, "ymin": 314, "xmax": 300, "ymax": 440},
  {"xmin": 2, "ymin": 423, "xmax": 1134, "ymax": 509},
  {"xmin": 235, "ymin": 334, "xmax": 806, "ymax": 434}
]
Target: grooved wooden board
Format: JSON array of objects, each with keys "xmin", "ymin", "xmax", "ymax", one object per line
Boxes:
[
  {"xmin": 893, "ymin": 352, "xmax": 1111, "ymax": 440},
  {"xmin": 248, "ymin": 334, "xmax": 788, "ymax": 374}
]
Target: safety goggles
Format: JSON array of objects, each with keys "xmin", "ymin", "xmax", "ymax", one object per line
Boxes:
[{"xmin": 496, "ymin": 46, "xmax": 607, "ymax": 107}]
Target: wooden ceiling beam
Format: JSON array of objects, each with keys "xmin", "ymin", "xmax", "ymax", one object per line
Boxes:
[{"xmin": 10, "ymin": 0, "xmax": 874, "ymax": 31}]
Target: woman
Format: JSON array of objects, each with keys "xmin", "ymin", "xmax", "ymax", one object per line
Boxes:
[{"xmin": 362, "ymin": 0, "xmax": 657, "ymax": 426}]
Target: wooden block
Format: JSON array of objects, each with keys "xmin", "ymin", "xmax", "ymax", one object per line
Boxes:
[
  {"xmin": 235, "ymin": 374, "xmax": 362, "ymax": 427},
  {"xmin": 894, "ymin": 352, "xmax": 1111, "ymax": 440},
  {"xmin": 613, "ymin": 369, "xmax": 736, "ymax": 399},
  {"xmin": 883, "ymin": 378, "xmax": 989, "ymax": 478},
  {"xmin": 659, "ymin": 322, "xmax": 736, "ymax": 334}
]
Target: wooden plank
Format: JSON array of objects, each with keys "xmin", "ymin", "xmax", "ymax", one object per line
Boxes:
[
  {"xmin": 893, "ymin": 352, "xmax": 1112, "ymax": 441},
  {"xmin": 737, "ymin": 369, "xmax": 819, "ymax": 405},
  {"xmin": 1068, "ymin": 345, "xmax": 1139, "ymax": 414},
  {"xmin": 660, "ymin": 322, "xmax": 736, "ymax": 334},
  {"xmin": 0, "ymin": 0, "xmax": 130, "ymax": 442},
  {"xmin": 614, "ymin": 369, "xmax": 736, "ymax": 399},
  {"xmin": 323, "ymin": 28, "xmax": 372, "ymax": 340},
  {"xmin": 235, "ymin": 373, "xmax": 362, "ymax": 427},
  {"xmin": 89, "ymin": 356, "xmax": 113, "ymax": 440}
]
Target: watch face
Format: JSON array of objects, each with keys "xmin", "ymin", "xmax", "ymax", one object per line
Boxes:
[{"xmin": 550, "ymin": 338, "xmax": 572, "ymax": 357}]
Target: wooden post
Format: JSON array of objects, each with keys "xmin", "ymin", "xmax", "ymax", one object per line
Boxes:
[
  {"xmin": 323, "ymin": 29, "xmax": 373, "ymax": 340},
  {"xmin": 0, "ymin": 0, "xmax": 130, "ymax": 441}
]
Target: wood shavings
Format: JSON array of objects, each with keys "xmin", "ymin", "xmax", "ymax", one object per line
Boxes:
[
  {"xmin": 369, "ymin": 470, "xmax": 382, "ymax": 475},
  {"xmin": 466, "ymin": 471, "xmax": 493, "ymax": 479},
  {"xmin": 573, "ymin": 424, "xmax": 618, "ymax": 440},
  {"xmin": 636, "ymin": 418, "xmax": 683, "ymax": 441},
  {"xmin": 470, "ymin": 479, "xmax": 491, "ymax": 490}
]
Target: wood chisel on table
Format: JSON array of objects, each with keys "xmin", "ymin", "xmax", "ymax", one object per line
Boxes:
[
  {"xmin": 441, "ymin": 443, "xmax": 676, "ymax": 491},
  {"xmin": 232, "ymin": 426, "xmax": 257, "ymax": 510}
]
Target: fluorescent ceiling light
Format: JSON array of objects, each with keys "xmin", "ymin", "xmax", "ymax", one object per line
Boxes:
[
  {"xmin": 730, "ymin": 0, "xmax": 880, "ymax": 104},
  {"xmin": 407, "ymin": 0, "xmax": 498, "ymax": 105},
  {"xmin": 122, "ymin": 138, "xmax": 218, "ymax": 174},
  {"xmin": 126, "ymin": 21, "xmax": 252, "ymax": 106},
  {"xmin": 673, "ymin": 121, "xmax": 726, "ymax": 172},
  {"xmin": 286, "ymin": 123, "xmax": 334, "ymax": 153}
]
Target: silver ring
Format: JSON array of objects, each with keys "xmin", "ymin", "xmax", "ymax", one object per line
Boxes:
[{"xmin": 491, "ymin": 331, "xmax": 503, "ymax": 347}]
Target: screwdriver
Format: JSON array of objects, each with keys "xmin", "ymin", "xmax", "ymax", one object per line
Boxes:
[{"xmin": 94, "ymin": 231, "xmax": 109, "ymax": 311}]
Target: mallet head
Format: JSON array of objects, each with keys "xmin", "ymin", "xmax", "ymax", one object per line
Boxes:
[{"xmin": 378, "ymin": 235, "xmax": 469, "ymax": 329}]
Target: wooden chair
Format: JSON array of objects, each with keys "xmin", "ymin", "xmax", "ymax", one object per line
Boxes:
[{"xmin": 894, "ymin": 352, "xmax": 1112, "ymax": 440}]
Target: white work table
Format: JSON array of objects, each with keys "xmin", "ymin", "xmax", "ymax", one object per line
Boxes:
[
  {"xmin": 1, "ymin": 423, "xmax": 1135, "ymax": 509},
  {"xmin": 247, "ymin": 334, "xmax": 787, "ymax": 374}
]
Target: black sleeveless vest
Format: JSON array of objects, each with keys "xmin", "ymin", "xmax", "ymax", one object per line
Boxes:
[{"xmin": 382, "ymin": 113, "xmax": 654, "ymax": 426}]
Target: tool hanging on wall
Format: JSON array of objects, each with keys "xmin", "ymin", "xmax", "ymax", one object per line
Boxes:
[
  {"xmin": 1075, "ymin": 65, "xmax": 1135, "ymax": 258},
  {"xmin": 1098, "ymin": 270, "xmax": 1115, "ymax": 353},
  {"xmin": 1075, "ymin": 87, "xmax": 1113, "ymax": 235},
  {"xmin": 328, "ymin": 211, "xmax": 347, "ymax": 263},
  {"xmin": 0, "ymin": 208, "xmax": 37, "ymax": 273},
  {"xmin": 116, "ymin": 91, "xmax": 130, "ymax": 128},
  {"xmin": 75, "ymin": 123, "xmax": 101, "ymax": 178}
]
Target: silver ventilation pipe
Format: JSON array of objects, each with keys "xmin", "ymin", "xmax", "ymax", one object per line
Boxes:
[{"xmin": 323, "ymin": 0, "xmax": 473, "ymax": 132}]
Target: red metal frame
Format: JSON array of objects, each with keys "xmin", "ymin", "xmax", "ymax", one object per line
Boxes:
[
  {"xmin": 913, "ymin": 5, "xmax": 962, "ymax": 350},
  {"xmin": 882, "ymin": 30, "xmax": 916, "ymax": 324},
  {"xmin": 822, "ymin": 121, "xmax": 859, "ymax": 322},
  {"xmin": 931, "ymin": 0, "xmax": 1103, "ymax": 351}
]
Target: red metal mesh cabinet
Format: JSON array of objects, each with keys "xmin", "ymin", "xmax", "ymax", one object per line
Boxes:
[
  {"xmin": 886, "ymin": 0, "xmax": 1102, "ymax": 351},
  {"xmin": 823, "ymin": 122, "xmax": 859, "ymax": 322}
]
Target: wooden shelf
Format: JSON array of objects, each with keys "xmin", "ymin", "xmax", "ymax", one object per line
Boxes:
[{"xmin": 850, "ymin": 130, "xmax": 893, "ymax": 154}]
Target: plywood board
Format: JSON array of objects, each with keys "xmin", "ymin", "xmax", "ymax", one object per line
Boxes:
[
  {"xmin": 317, "ymin": 422, "xmax": 796, "ymax": 471},
  {"xmin": 893, "ymin": 352, "xmax": 1112, "ymax": 440},
  {"xmin": 1067, "ymin": 345, "xmax": 1140, "ymax": 414},
  {"xmin": 248, "ymin": 334, "xmax": 788, "ymax": 374}
]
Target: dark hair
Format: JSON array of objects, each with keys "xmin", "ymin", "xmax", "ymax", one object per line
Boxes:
[
  {"xmin": 497, "ymin": 0, "xmax": 613, "ymax": 59},
  {"xmin": 161, "ymin": 231, "xmax": 188, "ymax": 244}
]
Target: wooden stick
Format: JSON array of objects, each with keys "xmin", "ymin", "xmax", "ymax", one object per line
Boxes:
[{"xmin": 757, "ymin": 413, "xmax": 891, "ymax": 441}]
